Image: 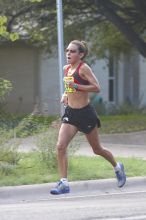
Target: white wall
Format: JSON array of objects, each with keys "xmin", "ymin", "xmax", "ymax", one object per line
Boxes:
[
  {"xmin": 39, "ymin": 53, "xmax": 60, "ymax": 115},
  {"xmin": 139, "ymin": 56, "xmax": 146, "ymax": 107},
  {"xmin": 91, "ymin": 59, "xmax": 109, "ymax": 102},
  {"xmin": 117, "ymin": 52, "xmax": 140, "ymax": 106}
]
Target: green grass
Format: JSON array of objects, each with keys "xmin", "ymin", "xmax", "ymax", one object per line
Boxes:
[
  {"xmin": 0, "ymin": 153, "xmax": 146, "ymax": 186},
  {"xmin": 0, "ymin": 153, "xmax": 58, "ymax": 186},
  {"xmin": 69, "ymin": 156, "xmax": 146, "ymax": 180},
  {"xmin": 100, "ymin": 114, "xmax": 146, "ymax": 133},
  {"xmin": 0, "ymin": 113, "xmax": 146, "ymax": 187}
]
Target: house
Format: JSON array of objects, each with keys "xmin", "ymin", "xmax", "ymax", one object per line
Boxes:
[
  {"xmin": 110, "ymin": 51, "xmax": 146, "ymax": 109},
  {"xmin": 0, "ymin": 41, "xmax": 60, "ymax": 115},
  {"xmin": 0, "ymin": 41, "xmax": 146, "ymax": 116}
]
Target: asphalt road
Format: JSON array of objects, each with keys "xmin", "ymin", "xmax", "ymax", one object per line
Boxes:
[
  {"xmin": 0, "ymin": 177, "xmax": 146, "ymax": 220},
  {"xmin": 0, "ymin": 190, "xmax": 146, "ymax": 220}
]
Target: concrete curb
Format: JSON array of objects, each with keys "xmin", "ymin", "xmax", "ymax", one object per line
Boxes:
[
  {"xmin": 0, "ymin": 177, "xmax": 146, "ymax": 204},
  {"xmin": 69, "ymin": 176, "xmax": 146, "ymax": 192}
]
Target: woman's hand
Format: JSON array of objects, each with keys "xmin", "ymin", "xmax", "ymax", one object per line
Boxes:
[
  {"xmin": 60, "ymin": 94, "xmax": 68, "ymax": 105},
  {"xmin": 67, "ymin": 82, "xmax": 78, "ymax": 90}
]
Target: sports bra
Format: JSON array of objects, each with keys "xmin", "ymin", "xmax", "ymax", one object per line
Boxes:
[{"xmin": 64, "ymin": 62, "xmax": 89, "ymax": 86}]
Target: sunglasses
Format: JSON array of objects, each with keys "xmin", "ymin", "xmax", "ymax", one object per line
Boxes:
[{"xmin": 65, "ymin": 49, "xmax": 78, "ymax": 53}]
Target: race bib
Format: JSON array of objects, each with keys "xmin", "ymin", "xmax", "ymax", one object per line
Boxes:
[{"xmin": 63, "ymin": 76, "xmax": 75, "ymax": 93}]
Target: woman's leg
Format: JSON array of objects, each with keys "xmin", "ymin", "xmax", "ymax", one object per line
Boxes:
[
  {"xmin": 57, "ymin": 123, "xmax": 78, "ymax": 178},
  {"xmin": 85, "ymin": 126, "xmax": 117, "ymax": 167},
  {"xmin": 85, "ymin": 126, "xmax": 126, "ymax": 188}
]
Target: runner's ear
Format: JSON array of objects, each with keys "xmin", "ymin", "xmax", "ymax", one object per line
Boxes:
[{"xmin": 79, "ymin": 52, "xmax": 84, "ymax": 60}]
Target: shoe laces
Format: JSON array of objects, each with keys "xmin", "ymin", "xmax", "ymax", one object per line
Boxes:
[{"xmin": 56, "ymin": 180, "xmax": 65, "ymax": 189}]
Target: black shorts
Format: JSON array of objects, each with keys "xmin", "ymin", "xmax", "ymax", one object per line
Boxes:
[{"xmin": 62, "ymin": 104, "xmax": 101, "ymax": 134}]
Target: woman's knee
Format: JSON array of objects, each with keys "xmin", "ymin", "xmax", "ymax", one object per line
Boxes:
[
  {"xmin": 92, "ymin": 146, "xmax": 104, "ymax": 155},
  {"xmin": 56, "ymin": 141, "xmax": 67, "ymax": 154}
]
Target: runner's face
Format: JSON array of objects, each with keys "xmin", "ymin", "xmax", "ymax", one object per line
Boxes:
[{"xmin": 66, "ymin": 43, "xmax": 82, "ymax": 64}]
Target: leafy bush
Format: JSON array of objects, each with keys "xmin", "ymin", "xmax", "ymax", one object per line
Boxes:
[
  {"xmin": 0, "ymin": 116, "xmax": 20, "ymax": 175},
  {"xmin": 0, "ymin": 110, "xmax": 20, "ymax": 132},
  {"xmin": 37, "ymin": 127, "xmax": 80, "ymax": 170},
  {"xmin": 0, "ymin": 78, "xmax": 12, "ymax": 100},
  {"xmin": 0, "ymin": 138, "xmax": 20, "ymax": 175},
  {"xmin": 15, "ymin": 114, "xmax": 57, "ymax": 137},
  {"xmin": 37, "ymin": 128, "xmax": 58, "ymax": 170}
]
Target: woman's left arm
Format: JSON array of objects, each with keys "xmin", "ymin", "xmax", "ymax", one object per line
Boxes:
[
  {"xmin": 77, "ymin": 64, "xmax": 100, "ymax": 92},
  {"xmin": 68, "ymin": 64, "xmax": 100, "ymax": 93}
]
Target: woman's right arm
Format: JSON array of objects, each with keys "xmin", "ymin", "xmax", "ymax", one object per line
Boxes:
[{"xmin": 60, "ymin": 92, "xmax": 68, "ymax": 105}]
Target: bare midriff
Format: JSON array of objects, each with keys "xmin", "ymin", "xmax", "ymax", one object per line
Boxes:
[{"xmin": 67, "ymin": 91, "xmax": 89, "ymax": 109}]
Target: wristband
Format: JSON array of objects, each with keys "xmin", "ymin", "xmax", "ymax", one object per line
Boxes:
[{"xmin": 73, "ymin": 83, "xmax": 78, "ymax": 90}]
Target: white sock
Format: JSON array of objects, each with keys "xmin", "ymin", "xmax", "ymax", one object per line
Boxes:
[
  {"xmin": 114, "ymin": 163, "xmax": 121, "ymax": 172},
  {"xmin": 60, "ymin": 178, "xmax": 69, "ymax": 186}
]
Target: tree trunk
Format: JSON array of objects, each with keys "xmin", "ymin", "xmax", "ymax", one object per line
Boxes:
[{"xmin": 95, "ymin": 0, "xmax": 146, "ymax": 57}]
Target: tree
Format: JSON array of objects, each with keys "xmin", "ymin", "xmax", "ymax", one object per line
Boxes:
[
  {"xmin": 0, "ymin": 0, "xmax": 146, "ymax": 57},
  {"xmin": 63, "ymin": 0, "xmax": 146, "ymax": 57},
  {"xmin": 93, "ymin": 0, "xmax": 146, "ymax": 57},
  {"xmin": 0, "ymin": 78, "xmax": 12, "ymax": 100}
]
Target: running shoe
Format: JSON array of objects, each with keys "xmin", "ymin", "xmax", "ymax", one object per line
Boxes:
[
  {"xmin": 50, "ymin": 180, "xmax": 70, "ymax": 195},
  {"xmin": 115, "ymin": 162, "xmax": 126, "ymax": 187}
]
